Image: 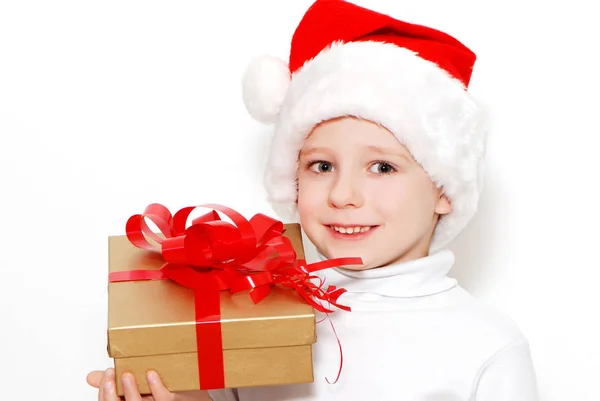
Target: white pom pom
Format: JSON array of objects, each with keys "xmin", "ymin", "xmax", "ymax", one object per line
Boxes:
[{"xmin": 242, "ymin": 55, "xmax": 291, "ymax": 125}]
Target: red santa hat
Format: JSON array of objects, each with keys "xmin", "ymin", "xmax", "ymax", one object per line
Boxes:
[{"xmin": 241, "ymin": 0, "xmax": 489, "ymax": 252}]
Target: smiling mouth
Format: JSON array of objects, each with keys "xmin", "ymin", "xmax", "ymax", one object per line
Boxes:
[{"xmin": 327, "ymin": 225, "xmax": 377, "ymax": 234}]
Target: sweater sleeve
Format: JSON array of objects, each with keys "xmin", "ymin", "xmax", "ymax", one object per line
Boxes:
[
  {"xmin": 208, "ymin": 389, "xmax": 239, "ymax": 401},
  {"xmin": 471, "ymin": 338, "xmax": 539, "ymax": 401}
]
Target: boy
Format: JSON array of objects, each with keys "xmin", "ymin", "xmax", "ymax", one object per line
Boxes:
[{"xmin": 88, "ymin": 1, "xmax": 539, "ymax": 399}]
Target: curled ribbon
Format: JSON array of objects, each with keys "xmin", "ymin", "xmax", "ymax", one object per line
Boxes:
[{"xmin": 109, "ymin": 203, "xmax": 362, "ymax": 389}]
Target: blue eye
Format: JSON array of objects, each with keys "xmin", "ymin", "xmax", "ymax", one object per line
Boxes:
[
  {"xmin": 309, "ymin": 161, "xmax": 334, "ymax": 173},
  {"xmin": 369, "ymin": 162, "xmax": 395, "ymax": 174}
]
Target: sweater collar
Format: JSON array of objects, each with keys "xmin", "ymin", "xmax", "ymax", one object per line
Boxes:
[{"xmin": 316, "ymin": 250, "xmax": 457, "ymax": 298}]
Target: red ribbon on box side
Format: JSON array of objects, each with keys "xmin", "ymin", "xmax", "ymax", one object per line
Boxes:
[{"xmin": 108, "ymin": 203, "xmax": 362, "ymax": 390}]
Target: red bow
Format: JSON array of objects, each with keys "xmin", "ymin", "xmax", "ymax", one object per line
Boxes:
[{"xmin": 110, "ymin": 203, "xmax": 362, "ymax": 312}]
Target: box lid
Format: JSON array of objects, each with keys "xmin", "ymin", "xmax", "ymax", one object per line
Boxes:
[{"xmin": 107, "ymin": 224, "xmax": 316, "ymax": 358}]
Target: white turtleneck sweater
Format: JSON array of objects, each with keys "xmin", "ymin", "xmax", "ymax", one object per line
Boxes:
[{"xmin": 209, "ymin": 250, "xmax": 538, "ymax": 401}]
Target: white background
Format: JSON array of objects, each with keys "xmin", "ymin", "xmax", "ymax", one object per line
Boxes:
[{"xmin": 1, "ymin": 1, "xmax": 598, "ymax": 400}]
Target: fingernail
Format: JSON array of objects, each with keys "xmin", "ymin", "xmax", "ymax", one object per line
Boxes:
[{"xmin": 146, "ymin": 371, "xmax": 157, "ymax": 384}]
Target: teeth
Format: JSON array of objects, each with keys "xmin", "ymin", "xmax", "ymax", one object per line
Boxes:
[{"xmin": 330, "ymin": 226, "xmax": 372, "ymax": 234}]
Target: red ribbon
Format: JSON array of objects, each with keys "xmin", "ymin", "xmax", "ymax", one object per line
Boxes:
[{"xmin": 109, "ymin": 203, "xmax": 362, "ymax": 390}]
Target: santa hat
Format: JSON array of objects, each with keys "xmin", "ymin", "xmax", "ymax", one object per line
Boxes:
[{"xmin": 241, "ymin": 0, "xmax": 489, "ymax": 253}]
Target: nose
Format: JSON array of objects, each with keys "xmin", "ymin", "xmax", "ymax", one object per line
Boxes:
[{"xmin": 327, "ymin": 170, "xmax": 364, "ymax": 209}]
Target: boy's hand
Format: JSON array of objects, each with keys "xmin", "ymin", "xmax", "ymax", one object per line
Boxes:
[{"xmin": 86, "ymin": 369, "xmax": 212, "ymax": 401}]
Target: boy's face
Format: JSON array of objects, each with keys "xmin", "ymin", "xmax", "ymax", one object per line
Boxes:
[{"xmin": 296, "ymin": 117, "xmax": 452, "ymax": 270}]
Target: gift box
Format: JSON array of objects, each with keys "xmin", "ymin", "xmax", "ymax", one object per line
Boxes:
[{"xmin": 106, "ymin": 203, "xmax": 361, "ymax": 397}]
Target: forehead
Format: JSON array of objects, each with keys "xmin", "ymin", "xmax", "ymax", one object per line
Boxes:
[{"xmin": 301, "ymin": 117, "xmax": 411, "ymax": 155}]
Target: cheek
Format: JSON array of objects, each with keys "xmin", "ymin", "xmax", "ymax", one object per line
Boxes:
[
  {"xmin": 369, "ymin": 176, "xmax": 436, "ymax": 220},
  {"xmin": 370, "ymin": 186, "xmax": 411, "ymax": 220},
  {"xmin": 296, "ymin": 175, "xmax": 329, "ymax": 240}
]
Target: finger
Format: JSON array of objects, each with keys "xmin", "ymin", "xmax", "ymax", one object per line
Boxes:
[
  {"xmin": 102, "ymin": 368, "xmax": 120, "ymax": 401},
  {"xmin": 97, "ymin": 372, "xmax": 104, "ymax": 401},
  {"xmin": 146, "ymin": 371, "xmax": 174, "ymax": 401},
  {"xmin": 98, "ymin": 369, "xmax": 110, "ymax": 401},
  {"xmin": 141, "ymin": 396, "xmax": 155, "ymax": 401},
  {"xmin": 122, "ymin": 372, "xmax": 143, "ymax": 401},
  {"xmin": 87, "ymin": 370, "xmax": 104, "ymax": 388}
]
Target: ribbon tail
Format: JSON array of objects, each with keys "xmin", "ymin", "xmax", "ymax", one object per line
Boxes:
[
  {"xmin": 323, "ymin": 313, "xmax": 344, "ymax": 385},
  {"xmin": 303, "ymin": 257, "xmax": 363, "ymax": 273}
]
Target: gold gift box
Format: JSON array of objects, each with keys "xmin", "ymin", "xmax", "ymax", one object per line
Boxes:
[{"xmin": 107, "ymin": 224, "xmax": 316, "ymax": 396}]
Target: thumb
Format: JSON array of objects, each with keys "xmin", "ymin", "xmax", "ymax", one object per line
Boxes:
[{"xmin": 86, "ymin": 370, "xmax": 105, "ymax": 388}]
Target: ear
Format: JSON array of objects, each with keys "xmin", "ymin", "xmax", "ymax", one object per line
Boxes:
[{"xmin": 434, "ymin": 189, "xmax": 452, "ymax": 215}]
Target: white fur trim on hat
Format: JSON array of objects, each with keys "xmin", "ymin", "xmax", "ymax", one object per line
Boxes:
[{"xmin": 247, "ymin": 41, "xmax": 489, "ymax": 252}]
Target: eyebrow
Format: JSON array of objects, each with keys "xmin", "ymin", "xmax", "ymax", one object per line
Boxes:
[
  {"xmin": 366, "ymin": 145, "xmax": 413, "ymax": 163},
  {"xmin": 299, "ymin": 147, "xmax": 329, "ymax": 157}
]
